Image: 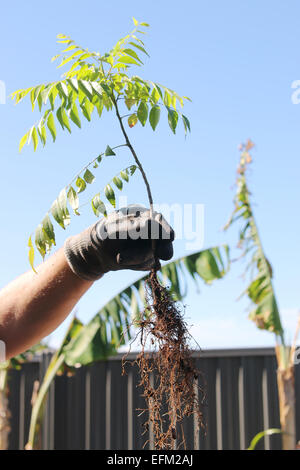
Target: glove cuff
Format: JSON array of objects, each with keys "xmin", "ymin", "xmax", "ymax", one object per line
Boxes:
[{"xmin": 63, "ymin": 225, "xmax": 105, "ymax": 281}]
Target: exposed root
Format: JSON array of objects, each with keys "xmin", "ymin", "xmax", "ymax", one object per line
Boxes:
[{"xmin": 126, "ymin": 269, "xmax": 205, "ymax": 450}]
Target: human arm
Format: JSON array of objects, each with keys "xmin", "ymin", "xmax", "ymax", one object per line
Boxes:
[
  {"xmin": 0, "ymin": 248, "xmax": 93, "ymax": 359},
  {"xmin": 0, "ymin": 205, "xmax": 174, "ymax": 359}
]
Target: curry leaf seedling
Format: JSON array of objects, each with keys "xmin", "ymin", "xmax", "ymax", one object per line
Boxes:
[{"xmin": 12, "ymin": 18, "xmax": 191, "ymax": 269}]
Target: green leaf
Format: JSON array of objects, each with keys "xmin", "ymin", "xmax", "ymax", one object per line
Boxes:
[
  {"xmin": 30, "ymin": 85, "xmax": 44, "ymax": 111},
  {"xmin": 51, "ymin": 200, "xmax": 64, "ymax": 229},
  {"xmin": 118, "ymin": 56, "xmax": 141, "ymax": 66},
  {"xmin": 91, "ymin": 193, "xmax": 107, "ymax": 217},
  {"xmin": 167, "ymin": 107, "xmax": 179, "ymax": 134},
  {"xmin": 137, "ymin": 101, "xmax": 148, "ymax": 126},
  {"xmin": 67, "ymin": 186, "xmax": 79, "ymax": 214},
  {"xmin": 49, "ymin": 87, "xmax": 58, "ymax": 110},
  {"xmin": 47, "ymin": 113, "xmax": 56, "ymax": 142},
  {"xmin": 182, "ymin": 114, "xmax": 191, "ymax": 134},
  {"xmin": 128, "ymin": 114, "xmax": 138, "ymax": 128},
  {"xmin": 125, "ymin": 98, "xmax": 137, "ymax": 110},
  {"xmin": 28, "ymin": 236, "xmax": 37, "ymax": 273},
  {"xmin": 67, "ymin": 78, "xmax": 79, "ymax": 93},
  {"xmin": 75, "ymin": 176, "xmax": 87, "ymax": 193},
  {"xmin": 120, "ymin": 170, "xmax": 129, "ymax": 182},
  {"xmin": 58, "ymin": 50, "xmax": 83, "ymax": 68},
  {"xmin": 64, "ymin": 314, "xmax": 116, "ymax": 367},
  {"xmin": 105, "ymin": 145, "xmax": 116, "ymax": 156},
  {"xmin": 104, "ymin": 184, "xmax": 116, "ymax": 207},
  {"xmin": 195, "ymin": 250, "xmax": 222, "ymax": 283},
  {"xmin": 132, "ymin": 17, "xmax": 138, "ymax": 26},
  {"xmin": 123, "ymin": 48, "xmax": 143, "ymax": 64},
  {"xmin": 56, "ymin": 82, "xmax": 69, "ymax": 101},
  {"xmin": 149, "ymin": 105, "xmax": 160, "ymax": 131},
  {"xmin": 113, "ymin": 176, "xmax": 123, "ymax": 190},
  {"xmin": 83, "ymin": 169, "xmax": 95, "ymax": 184},
  {"xmin": 35, "ymin": 224, "xmax": 46, "ymax": 259},
  {"xmin": 51, "ymin": 190, "xmax": 70, "ymax": 229},
  {"xmin": 37, "ymin": 121, "xmax": 47, "ymax": 146},
  {"xmin": 19, "ymin": 132, "xmax": 29, "ymax": 152},
  {"xmin": 129, "ymin": 41, "xmax": 150, "ymax": 57},
  {"xmin": 42, "ymin": 214, "xmax": 56, "ymax": 244},
  {"xmin": 129, "ymin": 165, "xmax": 137, "ymax": 175},
  {"xmin": 90, "ymin": 81, "xmax": 103, "ymax": 98},
  {"xmin": 80, "ymin": 99, "xmax": 94, "ymax": 121},
  {"xmin": 151, "ymin": 87, "xmax": 160, "ymax": 104},
  {"xmin": 164, "ymin": 90, "xmax": 172, "ymax": 107},
  {"xmin": 56, "ymin": 107, "xmax": 71, "ymax": 133},
  {"xmin": 69, "ymin": 103, "xmax": 81, "ymax": 128},
  {"xmin": 78, "ymin": 80, "xmax": 93, "ymax": 101},
  {"xmin": 32, "ymin": 127, "xmax": 38, "ymax": 151}
]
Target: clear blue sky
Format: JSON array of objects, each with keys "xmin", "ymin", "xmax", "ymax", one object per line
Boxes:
[{"xmin": 1, "ymin": 0, "xmax": 299, "ymax": 350}]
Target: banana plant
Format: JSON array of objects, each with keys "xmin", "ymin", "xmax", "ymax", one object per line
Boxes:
[
  {"xmin": 26, "ymin": 245, "xmax": 230, "ymax": 449},
  {"xmin": 11, "ymin": 18, "xmax": 191, "ymax": 269},
  {"xmin": 225, "ymin": 140, "xmax": 298, "ymax": 450}
]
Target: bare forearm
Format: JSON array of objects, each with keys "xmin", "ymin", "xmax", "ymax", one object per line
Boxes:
[{"xmin": 0, "ymin": 248, "xmax": 93, "ymax": 359}]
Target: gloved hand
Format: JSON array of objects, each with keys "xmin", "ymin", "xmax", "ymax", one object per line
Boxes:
[{"xmin": 64, "ymin": 204, "xmax": 175, "ymax": 281}]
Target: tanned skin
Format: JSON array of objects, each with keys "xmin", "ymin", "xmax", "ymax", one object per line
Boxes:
[{"xmin": 0, "ymin": 248, "xmax": 93, "ymax": 359}]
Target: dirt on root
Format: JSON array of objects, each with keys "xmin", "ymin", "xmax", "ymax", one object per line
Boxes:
[{"xmin": 124, "ymin": 270, "xmax": 205, "ymax": 450}]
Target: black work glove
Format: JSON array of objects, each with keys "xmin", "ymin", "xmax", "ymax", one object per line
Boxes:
[{"xmin": 64, "ymin": 204, "xmax": 175, "ymax": 281}]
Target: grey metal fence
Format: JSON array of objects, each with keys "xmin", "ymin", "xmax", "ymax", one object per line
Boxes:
[{"xmin": 6, "ymin": 348, "xmax": 300, "ymax": 450}]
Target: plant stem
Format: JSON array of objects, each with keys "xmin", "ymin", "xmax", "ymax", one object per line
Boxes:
[
  {"xmin": 113, "ymin": 96, "xmax": 154, "ymax": 211},
  {"xmin": 68, "ymin": 143, "xmax": 128, "ymax": 188}
]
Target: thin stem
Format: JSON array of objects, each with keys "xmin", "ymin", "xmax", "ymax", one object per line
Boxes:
[
  {"xmin": 68, "ymin": 143, "xmax": 128, "ymax": 188},
  {"xmin": 120, "ymin": 114, "xmax": 132, "ymax": 120},
  {"xmin": 113, "ymin": 95, "xmax": 154, "ymax": 211}
]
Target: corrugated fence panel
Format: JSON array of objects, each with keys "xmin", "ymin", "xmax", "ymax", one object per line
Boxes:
[{"xmin": 6, "ymin": 348, "xmax": 300, "ymax": 450}]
